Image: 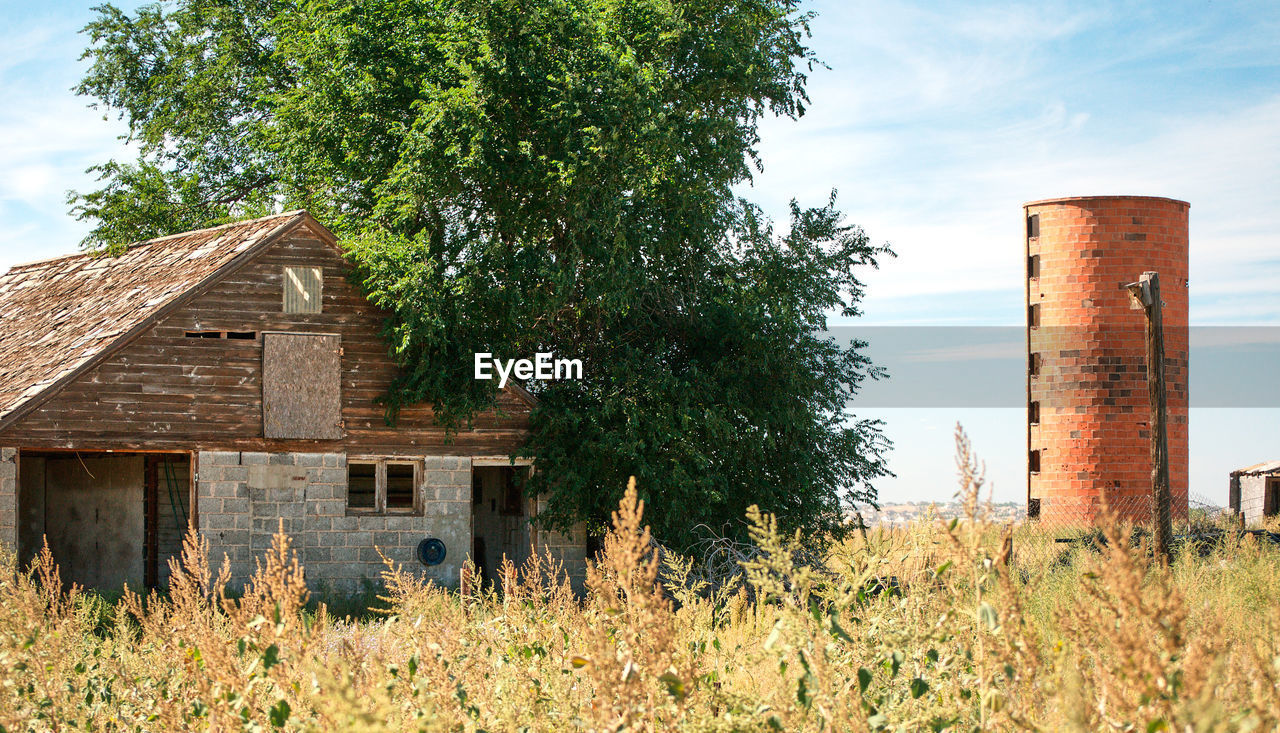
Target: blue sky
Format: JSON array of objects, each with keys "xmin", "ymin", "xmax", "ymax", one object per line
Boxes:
[{"xmin": 1, "ymin": 1, "xmax": 1278, "ymax": 505}]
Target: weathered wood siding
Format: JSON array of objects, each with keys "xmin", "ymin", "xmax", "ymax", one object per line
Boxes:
[{"xmin": 0, "ymin": 223, "xmax": 530, "ymax": 454}]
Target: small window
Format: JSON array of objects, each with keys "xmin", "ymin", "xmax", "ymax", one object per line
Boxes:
[
  {"xmin": 283, "ymin": 266, "xmax": 323, "ymax": 314},
  {"xmin": 1027, "ymin": 498, "xmax": 1041, "ymax": 519},
  {"xmin": 1029, "ymin": 449, "xmax": 1041, "ymax": 474},
  {"xmin": 1029, "ymin": 401, "xmax": 1040, "ymax": 425},
  {"xmin": 1028, "ymin": 303, "xmax": 1041, "ymax": 328},
  {"xmin": 1029, "ymin": 352, "xmax": 1041, "ymax": 376},
  {"xmin": 347, "ymin": 462, "xmax": 377, "ymax": 510},
  {"xmin": 185, "ymin": 330, "xmax": 258, "ymax": 340},
  {"xmin": 1026, "ymin": 214, "xmax": 1040, "ymax": 239},
  {"xmin": 1027, "ymin": 254, "xmax": 1040, "ymax": 278},
  {"xmin": 346, "ymin": 458, "xmax": 421, "ymax": 514}
]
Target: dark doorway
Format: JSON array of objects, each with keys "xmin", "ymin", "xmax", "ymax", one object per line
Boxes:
[
  {"xmin": 1266, "ymin": 477, "xmax": 1280, "ymax": 519},
  {"xmin": 470, "ymin": 465, "xmax": 531, "ymax": 591},
  {"xmin": 17, "ymin": 451, "xmax": 191, "ymax": 590}
]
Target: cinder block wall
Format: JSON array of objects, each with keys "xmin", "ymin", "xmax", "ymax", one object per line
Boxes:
[
  {"xmin": 534, "ymin": 495, "xmax": 588, "ymax": 593},
  {"xmin": 0, "ymin": 447, "xmax": 16, "ymax": 551},
  {"xmin": 197, "ymin": 451, "xmax": 472, "ymax": 594},
  {"xmin": 1026, "ymin": 196, "xmax": 1189, "ymax": 524}
]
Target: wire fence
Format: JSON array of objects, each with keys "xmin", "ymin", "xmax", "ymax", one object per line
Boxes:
[{"xmin": 1009, "ymin": 491, "xmax": 1279, "ymax": 575}]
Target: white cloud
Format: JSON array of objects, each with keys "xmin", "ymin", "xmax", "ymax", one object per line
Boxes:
[
  {"xmin": 0, "ymin": 16, "xmax": 133, "ymax": 267},
  {"xmin": 746, "ymin": 1, "xmax": 1280, "ymax": 326}
]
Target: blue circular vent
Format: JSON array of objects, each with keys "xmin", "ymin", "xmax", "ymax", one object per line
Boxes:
[{"xmin": 417, "ymin": 538, "xmax": 446, "ymax": 566}]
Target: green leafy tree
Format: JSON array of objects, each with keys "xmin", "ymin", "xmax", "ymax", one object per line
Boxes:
[{"xmin": 72, "ymin": 0, "xmax": 893, "ymax": 549}]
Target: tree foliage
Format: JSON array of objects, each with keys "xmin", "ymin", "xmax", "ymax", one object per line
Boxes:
[{"xmin": 73, "ymin": 0, "xmax": 893, "ymax": 549}]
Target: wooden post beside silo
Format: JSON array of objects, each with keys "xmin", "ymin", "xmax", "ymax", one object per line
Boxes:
[{"xmin": 1127, "ymin": 271, "xmax": 1173, "ymax": 564}]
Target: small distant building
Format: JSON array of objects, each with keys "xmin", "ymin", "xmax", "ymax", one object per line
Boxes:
[{"xmin": 1229, "ymin": 461, "xmax": 1280, "ymax": 525}]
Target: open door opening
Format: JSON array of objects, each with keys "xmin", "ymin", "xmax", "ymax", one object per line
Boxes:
[
  {"xmin": 17, "ymin": 451, "xmax": 192, "ymax": 591},
  {"xmin": 470, "ymin": 465, "xmax": 531, "ymax": 591}
]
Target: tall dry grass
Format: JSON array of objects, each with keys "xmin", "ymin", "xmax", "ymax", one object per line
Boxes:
[{"xmin": 1, "ymin": 426, "xmax": 1279, "ymax": 731}]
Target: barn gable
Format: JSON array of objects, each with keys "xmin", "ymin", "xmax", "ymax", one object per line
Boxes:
[
  {"xmin": 0, "ymin": 212, "xmax": 582, "ymax": 597},
  {"xmin": 0, "ymin": 212, "xmax": 303, "ymax": 430},
  {"xmin": 0, "ymin": 212, "xmax": 533, "ymax": 454}
]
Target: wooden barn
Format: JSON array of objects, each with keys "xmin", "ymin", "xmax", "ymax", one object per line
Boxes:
[{"xmin": 0, "ymin": 211, "xmax": 585, "ymax": 593}]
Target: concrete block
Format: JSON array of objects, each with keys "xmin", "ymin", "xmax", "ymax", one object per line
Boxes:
[
  {"xmin": 425, "ymin": 470, "xmax": 451, "ymax": 486},
  {"xmin": 269, "ymin": 453, "xmax": 293, "ymax": 466},
  {"xmin": 345, "ymin": 531, "xmax": 373, "ymax": 547},
  {"xmin": 295, "ymin": 453, "xmax": 325, "ymax": 467},
  {"xmin": 197, "ymin": 495, "xmax": 221, "ymax": 517},
  {"xmin": 373, "ymin": 531, "xmax": 399, "ymax": 548},
  {"xmin": 212, "ymin": 481, "xmax": 244, "ymax": 499},
  {"xmin": 303, "ymin": 546, "xmax": 331, "ymax": 564},
  {"xmin": 384, "ymin": 516, "xmax": 419, "ymax": 532},
  {"xmin": 354, "ymin": 516, "xmax": 385, "ymax": 531},
  {"xmin": 423, "ymin": 456, "xmax": 444, "ymax": 470},
  {"xmin": 311, "ymin": 468, "xmax": 346, "ymax": 485},
  {"xmin": 203, "ymin": 451, "xmax": 240, "ymax": 465},
  {"xmin": 264, "ymin": 487, "xmax": 300, "ymax": 503},
  {"xmin": 1, "ymin": 447, "xmax": 17, "ymax": 461},
  {"xmin": 315, "ymin": 500, "xmax": 346, "ymax": 517},
  {"xmin": 214, "ymin": 529, "xmax": 250, "ymax": 547},
  {"xmin": 331, "ymin": 546, "xmax": 360, "ymax": 563},
  {"xmin": 219, "ymin": 466, "xmax": 250, "ymax": 483},
  {"xmin": 331, "ymin": 516, "xmax": 358, "ymax": 531},
  {"xmin": 221, "ymin": 498, "xmax": 250, "ymax": 515},
  {"xmin": 240, "ymin": 452, "xmax": 270, "ymax": 465}
]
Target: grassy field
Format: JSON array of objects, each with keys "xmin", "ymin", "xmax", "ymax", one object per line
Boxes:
[{"xmin": 2, "ymin": 432, "xmax": 1279, "ymax": 731}]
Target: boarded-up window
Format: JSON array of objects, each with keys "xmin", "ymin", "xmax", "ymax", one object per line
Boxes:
[
  {"xmin": 262, "ymin": 332, "xmax": 342, "ymax": 439},
  {"xmin": 283, "ymin": 266, "xmax": 323, "ymax": 314}
]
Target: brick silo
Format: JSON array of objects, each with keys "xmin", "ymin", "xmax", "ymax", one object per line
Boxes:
[{"xmin": 1025, "ymin": 196, "xmax": 1189, "ymax": 525}]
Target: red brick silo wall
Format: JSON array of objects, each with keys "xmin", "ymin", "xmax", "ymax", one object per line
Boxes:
[{"xmin": 1025, "ymin": 196, "xmax": 1189, "ymax": 525}]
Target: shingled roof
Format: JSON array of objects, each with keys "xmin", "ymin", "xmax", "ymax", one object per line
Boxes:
[{"xmin": 0, "ymin": 211, "xmax": 325, "ymax": 430}]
